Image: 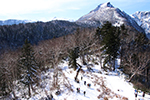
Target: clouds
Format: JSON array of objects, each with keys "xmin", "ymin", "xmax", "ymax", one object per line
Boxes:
[
  {"xmin": 0, "ymin": 0, "xmax": 89, "ymax": 21},
  {"xmin": 0, "ymin": 0, "xmax": 87, "ymax": 20},
  {"xmin": 0, "ymin": 0, "xmax": 149, "ymax": 21},
  {"xmin": 0, "ymin": 0, "xmax": 82, "ymax": 15}
]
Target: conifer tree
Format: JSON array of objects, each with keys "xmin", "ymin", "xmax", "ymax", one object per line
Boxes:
[
  {"xmin": 96, "ymin": 21, "xmax": 120, "ymax": 71},
  {"xmin": 68, "ymin": 47, "xmax": 79, "ymax": 70},
  {"xmin": 119, "ymin": 24, "xmax": 128, "ymax": 68},
  {"xmin": 68, "ymin": 28, "xmax": 81, "ymax": 81},
  {"xmin": 17, "ymin": 39, "xmax": 39, "ymax": 98}
]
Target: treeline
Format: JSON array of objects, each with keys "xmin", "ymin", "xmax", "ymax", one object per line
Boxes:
[
  {"xmin": 0, "ymin": 21, "xmax": 150, "ymax": 99},
  {"xmin": 0, "ymin": 20, "xmax": 81, "ymax": 51}
]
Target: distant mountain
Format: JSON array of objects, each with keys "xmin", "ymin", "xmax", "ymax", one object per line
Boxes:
[
  {"xmin": 0, "ymin": 20, "xmax": 81, "ymax": 50},
  {"xmin": 76, "ymin": 2, "xmax": 145, "ymax": 34},
  {"xmin": 0, "ymin": 2, "xmax": 149, "ymax": 51},
  {"xmin": 0, "ymin": 19, "xmax": 32, "ymax": 26},
  {"xmin": 132, "ymin": 11, "xmax": 150, "ymax": 39}
]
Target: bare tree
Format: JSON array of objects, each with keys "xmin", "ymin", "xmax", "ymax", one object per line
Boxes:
[
  {"xmin": 123, "ymin": 50, "xmax": 150, "ymax": 82},
  {"xmin": 0, "ymin": 50, "xmax": 20, "ymax": 98},
  {"xmin": 67, "ymin": 28, "xmax": 102, "ymax": 81},
  {"xmin": 34, "ymin": 35, "xmax": 74, "ymax": 93}
]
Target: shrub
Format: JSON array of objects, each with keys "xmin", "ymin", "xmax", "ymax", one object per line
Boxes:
[{"xmin": 104, "ymin": 97, "xmax": 108, "ymax": 100}]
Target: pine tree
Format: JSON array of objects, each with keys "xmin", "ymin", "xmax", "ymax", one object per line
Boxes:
[
  {"xmin": 68, "ymin": 47, "xmax": 79, "ymax": 70},
  {"xmin": 68, "ymin": 28, "xmax": 81, "ymax": 81},
  {"xmin": 17, "ymin": 39, "xmax": 39, "ymax": 98},
  {"xmin": 96, "ymin": 21, "xmax": 120, "ymax": 71},
  {"xmin": 68, "ymin": 47, "xmax": 82, "ymax": 82},
  {"xmin": 119, "ymin": 24, "xmax": 128, "ymax": 69}
]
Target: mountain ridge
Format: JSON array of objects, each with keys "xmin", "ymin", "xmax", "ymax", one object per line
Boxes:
[
  {"xmin": 132, "ymin": 11, "xmax": 150, "ymax": 39},
  {"xmin": 0, "ymin": 19, "xmax": 32, "ymax": 26},
  {"xmin": 0, "ymin": 2, "xmax": 149, "ymax": 52},
  {"xmin": 91, "ymin": 2, "xmax": 114, "ymax": 13},
  {"xmin": 1, "ymin": 3, "xmax": 149, "ymax": 39},
  {"xmin": 76, "ymin": 2, "xmax": 145, "ymax": 34}
]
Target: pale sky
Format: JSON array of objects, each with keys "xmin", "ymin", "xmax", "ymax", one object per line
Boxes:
[{"xmin": 0, "ymin": 0, "xmax": 149, "ymax": 22}]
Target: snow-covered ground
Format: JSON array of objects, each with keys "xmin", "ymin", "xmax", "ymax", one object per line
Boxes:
[{"xmin": 25, "ymin": 60, "xmax": 150, "ymax": 100}]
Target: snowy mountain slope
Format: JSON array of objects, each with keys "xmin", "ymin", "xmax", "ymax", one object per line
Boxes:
[
  {"xmin": 76, "ymin": 2, "xmax": 144, "ymax": 33},
  {"xmin": 12, "ymin": 59, "xmax": 150, "ymax": 100},
  {"xmin": 132, "ymin": 11, "xmax": 150, "ymax": 39},
  {"xmin": 0, "ymin": 19, "xmax": 32, "ymax": 25}
]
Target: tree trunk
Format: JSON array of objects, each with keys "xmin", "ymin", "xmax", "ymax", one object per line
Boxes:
[
  {"xmin": 82, "ymin": 55, "xmax": 86, "ymax": 65},
  {"xmin": 113, "ymin": 59, "xmax": 115, "ymax": 71},
  {"xmin": 120, "ymin": 47, "xmax": 123, "ymax": 68},
  {"xmin": 146, "ymin": 68, "xmax": 149, "ymax": 82},
  {"xmin": 28, "ymin": 84, "xmax": 31, "ymax": 97},
  {"xmin": 128, "ymin": 72, "xmax": 136, "ymax": 82},
  {"xmin": 74, "ymin": 64, "xmax": 82, "ymax": 81},
  {"xmin": 75, "ymin": 69, "xmax": 80, "ymax": 81},
  {"xmin": 56, "ymin": 71, "xmax": 58, "ymax": 86},
  {"xmin": 53, "ymin": 72, "xmax": 57, "ymax": 87},
  {"xmin": 12, "ymin": 91, "xmax": 16, "ymax": 99},
  {"xmin": 99, "ymin": 56, "xmax": 103, "ymax": 69}
]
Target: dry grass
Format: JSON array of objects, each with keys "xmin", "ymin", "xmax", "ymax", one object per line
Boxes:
[
  {"xmin": 97, "ymin": 88, "xmax": 101, "ymax": 92},
  {"xmin": 104, "ymin": 97, "xmax": 108, "ymax": 100},
  {"xmin": 122, "ymin": 97, "xmax": 128, "ymax": 100},
  {"xmin": 89, "ymin": 73, "xmax": 129, "ymax": 100}
]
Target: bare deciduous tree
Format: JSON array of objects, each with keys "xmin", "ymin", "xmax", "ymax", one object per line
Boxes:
[{"xmin": 123, "ymin": 50, "xmax": 150, "ymax": 82}]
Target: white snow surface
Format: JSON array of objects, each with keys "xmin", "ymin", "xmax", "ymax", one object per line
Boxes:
[{"xmin": 24, "ymin": 60, "xmax": 150, "ymax": 100}]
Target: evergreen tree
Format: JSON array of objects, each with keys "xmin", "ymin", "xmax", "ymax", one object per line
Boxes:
[
  {"xmin": 68, "ymin": 47, "xmax": 79, "ymax": 70},
  {"xmin": 68, "ymin": 28, "xmax": 81, "ymax": 81},
  {"xmin": 119, "ymin": 24, "xmax": 128, "ymax": 69},
  {"xmin": 96, "ymin": 21, "xmax": 120, "ymax": 71},
  {"xmin": 68, "ymin": 47, "xmax": 82, "ymax": 81},
  {"xmin": 135, "ymin": 32, "xmax": 148, "ymax": 51},
  {"xmin": 17, "ymin": 39, "xmax": 39, "ymax": 98}
]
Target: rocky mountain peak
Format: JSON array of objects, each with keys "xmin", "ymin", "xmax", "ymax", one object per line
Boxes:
[
  {"xmin": 76, "ymin": 2, "xmax": 144, "ymax": 34},
  {"xmin": 91, "ymin": 2, "xmax": 114, "ymax": 13},
  {"xmin": 100, "ymin": 2, "xmax": 114, "ymax": 8}
]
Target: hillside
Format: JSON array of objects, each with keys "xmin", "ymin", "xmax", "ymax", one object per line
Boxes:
[
  {"xmin": 0, "ymin": 20, "xmax": 80, "ymax": 51},
  {"xmin": 0, "ymin": 2, "xmax": 150, "ymax": 100},
  {"xmin": 0, "ymin": 19, "xmax": 150, "ymax": 100},
  {"xmin": 12, "ymin": 59, "xmax": 150, "ymax": 100},
  {"xmin": 0, "ymin": 2, "xmax": 148, "ymax": 52}
]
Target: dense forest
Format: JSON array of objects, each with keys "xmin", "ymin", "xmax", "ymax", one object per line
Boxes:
[
  {"xmin": 0, "ymin": 21, "xmax": 150, "ymax": 99},
  {"xmin": 0, "ymin": 20, "xmax": 83, "ymax": 51}
]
